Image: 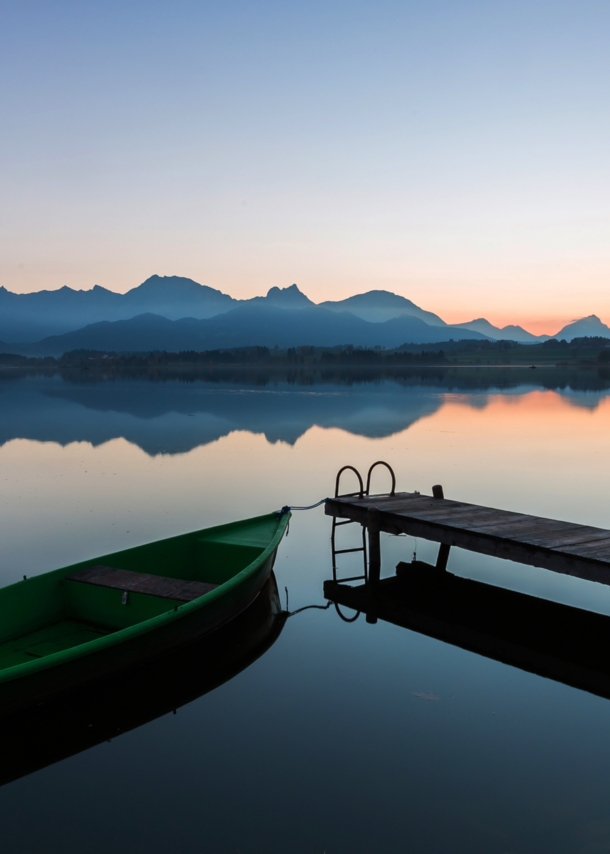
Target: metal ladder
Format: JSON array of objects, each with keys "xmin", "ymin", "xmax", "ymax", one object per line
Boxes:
[{"xmin": 330, "ymin": 461, "xmax": 396, "ymax": 584}]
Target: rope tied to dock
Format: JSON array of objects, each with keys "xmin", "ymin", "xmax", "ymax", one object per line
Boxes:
[
  {"xmin": 276, "ymin": 498, "xmax": 328, "ymax": 536},
  {"xmin": 278, "ymin": 497, "xmax": 328, "ymax": 514}
]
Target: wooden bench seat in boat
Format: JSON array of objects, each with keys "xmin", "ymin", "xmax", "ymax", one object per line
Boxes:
[{"xmin": 66, "ymin": 565, "xmax": 218, "ymax": 603}]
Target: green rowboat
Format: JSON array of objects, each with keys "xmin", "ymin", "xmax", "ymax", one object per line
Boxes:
[
  {"xmin": 0, "ymin": 510, "xmax": 290, "ymax": 713},
  {"xmin": 0, "ymin": 572, "xmax": 286, "ymax": 786}
]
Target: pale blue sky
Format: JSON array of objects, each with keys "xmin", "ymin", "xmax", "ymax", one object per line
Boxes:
[{"xmin": 1, "ymin": 1, "xmax": 609, "ymax": 330}]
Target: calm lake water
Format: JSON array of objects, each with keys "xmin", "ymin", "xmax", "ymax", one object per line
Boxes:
[{"xmin": 2, "ymin": 367, "xmax": 610, "ymax": 853}]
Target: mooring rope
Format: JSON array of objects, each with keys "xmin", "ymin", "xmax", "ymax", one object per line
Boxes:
[
  {"xmin": 284, "ymin": 586, "xmax": 332, "ymax": 617},
  {"xmin": 277, "ymin": 497, "xmax": 328, "ymax": 514},
  {"xmin": 277, "ymin": 498, "xmax": 328, "ymax": 536},
  {"xmin": 282, "ymin": 498, "xmax": 328, "ymax": 513}
]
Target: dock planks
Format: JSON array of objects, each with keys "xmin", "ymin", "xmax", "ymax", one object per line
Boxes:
[{"xmin": 325, "ymin": 492, "xmax": 610, "ymax": 585}]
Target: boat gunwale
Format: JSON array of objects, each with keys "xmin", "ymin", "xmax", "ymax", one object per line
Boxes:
[{"xmin": 0, "ymin": 511, "xmax": 290, "ymax": 685}]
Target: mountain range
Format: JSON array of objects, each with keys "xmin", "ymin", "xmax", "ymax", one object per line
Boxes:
[{"xmin": 0, "ymin": 275, "xmax": 608, "ymax": 356}]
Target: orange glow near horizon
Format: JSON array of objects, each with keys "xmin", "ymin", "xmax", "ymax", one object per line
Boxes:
[{"xmin": 440, "ymin": 313, "xmax": 598, "ymax": 337}]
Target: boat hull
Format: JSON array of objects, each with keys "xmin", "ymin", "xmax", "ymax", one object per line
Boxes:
[
  {"xmin": 0, "ymin": 572, "xmax": 286, "ymax": 786},
  {"xmin": 0, "ymin": 512, "xmax": 289, "ymax": 713}
]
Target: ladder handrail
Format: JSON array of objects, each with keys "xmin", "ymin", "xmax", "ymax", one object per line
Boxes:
[
  {"xmin": 335, "ymin": 465, "xmax": 364, "ymax": 498},
  {"xmin": 331, "ymin": 461, "xmax": 398, "ymax": 586},
  {"xmin": 365, "ymin": 461, "xmax": 396, "ymax": 496}
]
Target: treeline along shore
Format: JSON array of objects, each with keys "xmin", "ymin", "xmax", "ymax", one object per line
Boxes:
[{"xmin": 1, "ymin": 336, "xmax": 610, "ymax": 378}]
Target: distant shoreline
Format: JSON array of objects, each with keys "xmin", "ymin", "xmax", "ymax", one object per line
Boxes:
[{"xmin": 2, "ymin": 336, "xmax": 610, "ymax": 371}]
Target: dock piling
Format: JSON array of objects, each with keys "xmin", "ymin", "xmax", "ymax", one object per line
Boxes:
[
  {"xmin": 436, "ymin": 544, "xmax": 451, "ymax": 571},
  {"xmin": 431, "ymin": 485, "xmax": 451, "ymax": 569},
  {"xmin": 367, "ymin": 507, "xmax": 381, "ymax": 591}
]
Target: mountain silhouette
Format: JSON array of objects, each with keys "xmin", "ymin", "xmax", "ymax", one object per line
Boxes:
[
  {"xmin": 0, "ymin": 276, "xmax": 235, "ymax": 342},
  {"xmin": 120, "ymin": 275, "xmax": 234, "ymax": 319},
  {"xmin": 248, "ymin": 283, "xmax": 314, "ymax": 308},
  {"xmin": 453, "ymin": 318, "xmax": 541, "ymax": 343},
  {"xmin": 320, "ymin": 290, "xmax": 446, "ymax": 326},
  {"xmin": 2, "ymin": 276, "xmax": 609, "ymax": 350},
  {"xmin": 553, "ymin": 315, "xmax": 610, "ymax": 342},
  {"xmin": 16, "ymin": 305, "xmax": 487, "ymax": 357}
]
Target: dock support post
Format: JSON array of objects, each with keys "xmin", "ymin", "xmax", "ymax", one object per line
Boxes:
[
  {"xmin": 367, "ymin": 507, "xmax": 381, "ymax": 590},
  {"xmin": 366, "ymin": 507, "xmax": 380, "ymax": 624},
  {"xmin": 436, "ymin": 543, "xmax": 451, "ymax": 571},
  {"xmin": 432, "ymin": 484, "xmax": 451, "ymax": 571}
]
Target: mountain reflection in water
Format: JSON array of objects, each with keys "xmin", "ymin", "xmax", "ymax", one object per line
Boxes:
[
  {"xmin": 0, "ymin": 574, "xmax": 285, "ymax": 788},
  {"xmin": 0, "ymin": 367, "xmax": 609, "ymax": 455}
]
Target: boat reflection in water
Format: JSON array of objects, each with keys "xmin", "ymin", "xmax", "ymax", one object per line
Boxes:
[
  {"xmin": 325, "ymin": 562, "xmax": 610, "ymax": 701},
  {"xmin": 0, "ymin": 573, "xmax": 285, "ymax": 787}
]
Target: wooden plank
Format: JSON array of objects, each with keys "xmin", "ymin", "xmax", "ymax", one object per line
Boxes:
[
  {"xmin": 520, "ymin": 531, "xmax": 610, "ymax": 550},
  {"xmin": 377, "ymin": 498, "xmax": 477, "ymax": 515},
  {"xmin": 344, "ymin": 501, "xmax": 552, "ymax": 536},
  {"xmin": 410, "ymin": 509, "xmax": 529, "ymax": 529},
  {"xmin": 336, "ymin": 493, "xmax": 411, "ymax": 507},
  {"xmin": 451, "ymin": 513, "xmax": 596, "ymax": 535},
  {"xmin": 337, "ymin": 494, "xmax": 493, "ymax": 514},
  {"xmin": 461, "ymin": 518, "xmax": 588, "ymax": 540},
  {"xmin": 334, "ymin": 494, "xmax": 467, "ymax": 513},
  {"xmin": 396, "ymin": 505, "xmax": 507, "ymax": 523},
  {"xmin": 67, "ymin": 565, "xmax": 218, "ymax": 602},
  {"xmin": 564, "ymin": 542, "xmax": 610, "ymax": 561},
  {"xmin": 397, "ymin": 507, "xmax": 586, "ymax": 537},
  {"xmin": 397, "ymin": 510, "xmax": 548, "ymax": 538}
]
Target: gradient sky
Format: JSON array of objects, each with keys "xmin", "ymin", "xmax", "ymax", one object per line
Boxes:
[{"xmin": 1, "ymin": 1, "xmax": 608, "ymax": 333}]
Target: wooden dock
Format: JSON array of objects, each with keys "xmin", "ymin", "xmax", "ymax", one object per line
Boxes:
[
  {"xmin": 325, "ymin": 488, "xmax": 610, "ymax": 586},
  {"xmin": 324, "ymin": 463, "xmax": 610, "ymax": 699}
]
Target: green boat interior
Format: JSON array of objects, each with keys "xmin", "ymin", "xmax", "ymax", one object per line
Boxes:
[{"xmin": 0, "ymin": 514, "xmax": 281, "ymax": 673}]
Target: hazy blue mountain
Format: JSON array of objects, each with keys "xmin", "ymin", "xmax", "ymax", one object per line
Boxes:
[
  {"xmin": 120, "ymin": 275, "xmax": 234, "ymax": 319},
  {"xmin": 452, "ymin": 318, "xmax": 540, "ymax": 343},
  {"xmin": 0, "ymin": 275, "xmax": 236, "ymax": 342},
  {"xmin": 553, "ymin": 315, "xmax": 610, "ymax": 342},
  {"xmin": 0, "ymin": 279, "xmax": 322, "ymax": 342},
  {"xmin": 0, "ymin": 284, "xmax": 122, "ymax": 342},
  {"xmin": 246, "ymin": 283, "xmax": 314, "ymax": 308},
  {"xmin": 320, "ymin": 290, "xmax": 447, "ymax": 326},
  {"xmin": 18, "ymin": 304, "xmax": 487, "ymax": 357},
  {"xmin": 5, "ymin": 275, "xmax": 605, "ymax": 349},
  {"xmin": 457, "ymin": 314, "xmax": 610, "ymax": 343},
  {"xmin": 2, "ymin": 275, "xmax": 579, "ymax": 348}
]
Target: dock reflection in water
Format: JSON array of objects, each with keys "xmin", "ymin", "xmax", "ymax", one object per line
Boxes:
[
  {"xmin": 0, "ymin": 573, "xmax": 285, "ymax": 788},
  {"xmin": 325, "ymin": 564, "xmax": 610, "ymax": 702}
]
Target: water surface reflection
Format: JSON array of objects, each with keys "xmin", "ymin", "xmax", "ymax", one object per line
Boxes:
[
  {"xmin": 1, "ymin": 366, "xmax": 609, "ymax": 453},
  {"xmin": 1, "ymin": 369, "xmax": 610, "ymax": 852}
]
